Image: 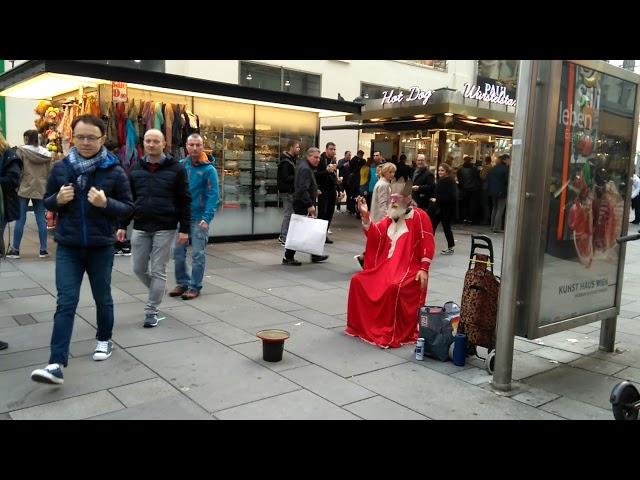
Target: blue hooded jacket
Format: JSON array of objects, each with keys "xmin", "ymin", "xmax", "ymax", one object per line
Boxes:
[{"xmin": 180, "ymin": 156, "xmax": 219, "ymax": 226}]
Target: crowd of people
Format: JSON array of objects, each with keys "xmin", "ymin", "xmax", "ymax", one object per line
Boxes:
[{"xmin": 1, "ymin": 117, "xmax": 514, "ymax": 381}]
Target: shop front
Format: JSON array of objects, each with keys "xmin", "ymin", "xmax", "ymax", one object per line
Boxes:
[
  {"xmin": 324, "ymin": 85, "xmax": 515, "ymax": 169},
  {"xmin": 0, "ymin": 60, "xmax": 360, "ymax": 241}
]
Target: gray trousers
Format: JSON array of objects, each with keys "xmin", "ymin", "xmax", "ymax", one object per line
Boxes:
[
  {"xmin": 280, "ymin": 193, "xmax": 294, "ymax": 240},
  {"xmin": 131, "ymin": 229, "xmax": 176, "ymax": 315},
  {"xmin": 491, "ymin": 196, "xmax": 507, "ymax": 232}
]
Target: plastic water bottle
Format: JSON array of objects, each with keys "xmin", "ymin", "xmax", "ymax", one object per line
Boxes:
[{"xmin": 415, "ymin": 338, "xmax": 425, "ymax": 361}]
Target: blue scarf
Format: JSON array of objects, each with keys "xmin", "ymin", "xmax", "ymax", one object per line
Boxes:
[{"xmin": 68, "ymin": 146, "xmax": 109, "ymax": 190}]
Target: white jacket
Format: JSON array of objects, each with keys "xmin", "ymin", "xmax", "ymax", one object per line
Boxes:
[
  {"xmin": 632, "ymin": 173, "xmax": 640, "ymax": 199},
  {"xmin": 370, "ymin": 178, "xmax": 391, "ymax": 223}
]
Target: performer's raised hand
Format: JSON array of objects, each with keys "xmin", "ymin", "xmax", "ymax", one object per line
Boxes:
[
  {"xmin": 356, "ymin": 196, "xmax": 369, "ymax": 217},
  {"xmin": 415, "ymin": 270, "xmax": 428, "ymax": 290}
]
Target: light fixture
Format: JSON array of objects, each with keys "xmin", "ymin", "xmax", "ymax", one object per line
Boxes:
[
  {"xmin": 284, "ymin": 80, "xmax": 290, "ymax": 86},
  {"xmin": 370, "ymin": 118, "xmax": 381, "ymax": 122},
  {"xmin": 466, "ymin": 115, "xmax": 478, "ymax": 120},
  {"xmin": 134, "ymin": 60, "xmax": 142, "ymax": 63},
  {"xmin": 414, "ymin": 114, "xmax": 426, "ymax": 118},
  {"xmin": 364, "ymin": 93, "xmax": 369, "ymax": 99},
  {"xmin": 488, "ymin": 118, "xmax": 499, "ymax": 123},
  {"xmin": 246, "ymin": 73, "xmax": 252, "ymax": 80},
  {"xmin": 444, "ymin": 112, "xmax": 454, "ymax": 116}
]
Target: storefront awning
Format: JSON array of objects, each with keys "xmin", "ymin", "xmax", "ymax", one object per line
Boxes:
[{"xmin": 0, "ymin": 60, "xmax": 361, "ymax": 118}]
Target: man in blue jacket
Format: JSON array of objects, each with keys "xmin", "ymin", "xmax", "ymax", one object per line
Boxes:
[
  {"xmin": 31, "ymin": 115, "xmax": 134, "ymax": 385},
  {"xmin": 169, "ymin": 133, "xmax": 219, "ymax": 300}
]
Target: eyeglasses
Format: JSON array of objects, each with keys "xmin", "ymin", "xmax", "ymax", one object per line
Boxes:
[{"xmin": 73, "ymin": 135, "xmax": 103, "ymax": 143}]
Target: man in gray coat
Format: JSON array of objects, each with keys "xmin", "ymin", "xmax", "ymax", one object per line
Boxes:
[{"xmin": 282, "ymin": 147, "xmax": 329, "ymax": 266}]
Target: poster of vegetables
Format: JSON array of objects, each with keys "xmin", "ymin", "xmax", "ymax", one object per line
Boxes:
[{"xmin": 540, "ymin": 62, "xmax": 636, "ymax": 325}]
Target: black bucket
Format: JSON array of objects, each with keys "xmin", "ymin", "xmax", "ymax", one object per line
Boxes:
[{"xmin": 256, "ymin": 329, "xmax": 290, "ymax": 363}]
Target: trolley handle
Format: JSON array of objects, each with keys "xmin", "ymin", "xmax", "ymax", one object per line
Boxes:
[
  {"xmin": 470, "ymin": 235, "xmax": 495, "ymax": 271},
  {"xmin": 617, "ymin": 233, "xmax": 640, "ymax": 244}
]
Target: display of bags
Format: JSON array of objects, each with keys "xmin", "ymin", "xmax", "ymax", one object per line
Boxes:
[{"xmin": 284, "ymin": 214, "xmax": 328, "ymax": 256}]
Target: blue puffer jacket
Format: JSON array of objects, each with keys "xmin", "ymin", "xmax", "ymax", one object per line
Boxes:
[{"xmin": 44, "ymin": 153, "xmax": 134, "ymax": 247}]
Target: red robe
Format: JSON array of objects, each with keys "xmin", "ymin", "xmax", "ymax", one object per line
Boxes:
[{"xmin": 345, "ymin": 207, "xmax": 435, "ymax": 348}]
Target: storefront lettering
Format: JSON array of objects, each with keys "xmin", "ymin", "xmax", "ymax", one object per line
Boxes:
[
  {"xmin": 381, "ymin": 87, "xmax": 433, "ymax": 106},
  {"xmin": 558, "ymin": 99, "xmax": 592, "ymax": 129},
  {"xmin": 462, "ymin": 82, "xmax": 516, "ymax": 107},
  {"xmin": 112, "ymin": 81, "xmax": 128, "ymax": 103}
]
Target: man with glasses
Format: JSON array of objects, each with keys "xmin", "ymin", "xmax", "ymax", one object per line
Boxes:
[{"xmin": 31, "ymin": 115, "xmax": 134, "ymax": 385}]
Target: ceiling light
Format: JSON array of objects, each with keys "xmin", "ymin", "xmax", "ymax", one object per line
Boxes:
[
  {"xmin": 370, "ymin": 118, "xmax": 381, "ymax": 122},
  {"xmin": 364, "ymin": 93, "xmax": 369, "ymax": 99},
  {"xmin": 134, "ymin": 60, "xmax": 142, "ymax": 63},
  {"xmin": 246, "ymin": 74, "xmax": 252, "ymax": 80},
  {"xmin": 466, "ymin": 116, "xmax": 478, "ymax": 120},
  {"xmin": 488, "ymin": 118, "xmax": 498, "ymax": 123},
  {"xmin": 284, "ymin": 80, "xmax": 291, "ymax": 86},
  {"xmin": 414, "ymin": 114, "xmax": 426, "ymax": 118},
  {"xmin": 444, "ymin": 112, "xmax": 454, "ymax": 116}
]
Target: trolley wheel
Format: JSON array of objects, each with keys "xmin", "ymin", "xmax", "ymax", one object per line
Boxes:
[
  {"xmin": 449, "ymin": 343, "xmax": 455, "ymax": 361},
  {"xmin": 611, "ymin": 382, "xmax": 640, "ymax": 421},
  {"xmin": 485, "ymin": 351, "xmax": 496, "ymax": 374},
  {"xmin": 466, "ymin": 344, "xmax": 477, "ymax": 357}
]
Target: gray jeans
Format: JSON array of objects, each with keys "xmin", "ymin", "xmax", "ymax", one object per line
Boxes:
[
  {"xmin": 131, "ymin": 229, "xmax": 176, "ymax": 315},
  {"xmin": 491, "ymin": 196, "xmax": 507, "ymax": 232},
  {"xmin": 280, "ymin": 193, "xmax": 294, "ymax": 240}
]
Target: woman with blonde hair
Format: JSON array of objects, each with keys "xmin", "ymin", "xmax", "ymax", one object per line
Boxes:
[{"xmin": 371, "ymin": 162, "xmax": 397, "ymax": 223}]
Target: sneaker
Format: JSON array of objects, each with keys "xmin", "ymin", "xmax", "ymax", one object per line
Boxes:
[
  {"xmin": 169, "ymin": 286, "xmax": 187, "ymax": 297},
  {"xmin": 93, "ymin": 340, "xmax": 113, "ymax": 361},
  {"xmin": 278, "ymin": 236, "xmax": 286, "ymax": 246},
  {"xmin": 311, "ymin": 254, "xmax": 329, "ymax": 263},
  {"xmin": 39, "ymin": 250, "xmax": 49, "ymax": 258},
  {"xmin": 114, "ymin": 248, "xmax": 124, "ymax": 256},
  {"xmin": 328, "ymin": 229, "xmax": 333, "ymax": 234},
  {"xmin": 282, "ymin": 258, "xmax": 302, "ymax": 266},
  {"xmin": 5, "ymin": 247, "xmax": 20, "ymax": 259},
  {"xmin": 181, "ymin": 289, "xmax": 200, "ymax": 300},
  {"xmin": 354, "ymin": 255, "xmax": 364, "ymax": 269},
  {"xmin": 325, "ymin": 238, "xmax": 334, "ymax": 244},
  {"xmin": 31, "ymin": 363, "xmax": 64, "ymax": 385},
  {"xmin": 121, "ymin": 246, "xmax": 132, "ymax": 256},
  {"xmin": 441, "ymin": 248, "xmax": 454, "ymax": 255},
  {"xmin": 144, "ymin": 313, "xmax": 159, "ymax": 328},
  {"xmin": 0, "ymin": 340, "xmax": 7, "ymax": 350}
]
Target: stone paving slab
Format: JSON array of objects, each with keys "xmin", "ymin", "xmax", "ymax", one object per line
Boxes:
[
  {"xmin": 109, "ymin": 378, "xmax": 181, "ymax": 407},
  {"xmin": 0, "ymin": 316, "xmax": 18, "ymax": 329},
  {"xmin": 267, "ymin": 286, "xmax": 347, "ymax": 315},
  {"xmin": 511, "ymin": 387, "xmax": 561, "ymax": 408},
  {"xmin": 261, "ymin": 321, "xmax": 407, "ymax": 378},
  {"xmin": 9, "ymin": 390, "xmax": 124, "ymax": 420},
  {"xmin": 523, "ymin": 365, "xmax": 624, "ymax": 410},
  {"xmin": 0, "ymin": 351, "xmax": 156, "ymax": 413},
  {"xmin": 513, "ymin": 338, "xmax": 545, "ymax": 353},
  {"xmin": 0, "ymin": 320, "xmax": 96, "ymax": 356},
  {"xmin": 214, "ymin": 389, "xmax": 359, "ymax": 420},
  {"xmin": 0, "ymin": 275, "xmax": 40, "ymax": 292},
  {"xmin": 127, "ymin": 336, "xmax": 300, "ymax": 413},
  {"xmin": 210, "ymin": 304, "xmax": 302, "ymax": 332},
  {"xmin": 212, "ymin": 267, "xmax": 300, "ymax": 290},
  {"xmin": 613, "ymin": 366, "xmax": 640, "ymax": 383},
  {"xmin": 0, "ymin": 295, "xmax": 57, "ymax": 316},
  {"xmin": 160, "ymin": 305, "xmax": 220, "ymax": 326},
  {"xmin": 385, "ymin": 344, "xmax": 474, "ymax": 375},
  {"xmin": 0, "ymin": 346, "xmax": 52, "ymax": 372},
  {"xmin": 251, "ymin": 295, "xmax": 304, "ymax": 312},
  {"xmin": 569, "ymin": 356, "xmax": 628, "ymax": 376},
  {"xmin": 280, "ymin": 364, "xmax": 376, "ymax": 406},
  {"xmin": 90, "ymin": 395, "xmax": 213, "ymax": 420},
  {"xmin": 352, "ymin": 363, "xmax": 561, "ymax": 420},
  {"xmin": 230, "ymin": 341, "xmax": 311, "ymax": 372},
  {"xmin": 191, "ymin": 320, "xmax": 257, "ymax": 346},
  {"xmin": 287, "ymin": 309, "xmax": 346, "ymax": 329},
  {"xmin": 343, "ymin": 396, "xmax": 429, "ymax": 420},
  {"xmin": 12, "ymin": 314, "xmax": 37, "ymax": 326},
  {"xmin": 539, "ymin": 397, "xmax": 613, "ymax": 420},
  {"xmin": 8, "ymin": 287, "xmax": 49, "ymax": 298},
  {"xmin": 450, "ymin": 367, "xmax": 494, "ymax": 386},
  {"xmin": 528, "ymin": 347, "xmax": 583, "ymax": 363}
]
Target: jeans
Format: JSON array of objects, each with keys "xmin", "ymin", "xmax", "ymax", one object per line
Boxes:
[
  {"xmin": 280, "ymin": 193, "xmax": 294, "ymax": 240},
  {"xmin": 431, "ymin": 213, "xmax": 455, "ymax": 249},
  {"xmin": 13, "ymin": 197, "xmax": 48, "ymax": 251},
  {"xmin": 317, "ymin": 189, "xmax": 336, "ymax": 228},
  {"xmin": 174, "ymin": 223, "xmax": 209, "ymax": 292},
  {"xmin": 491, "ymin": 196, "xmax": 507, "ymax": 231},
  {"xmin": 131, "ymin": 229, "xmax": 176, "ymax": 315},
  {"xmin": 50, "ymin": 244, "xmax": 114, "ymax": 366}
]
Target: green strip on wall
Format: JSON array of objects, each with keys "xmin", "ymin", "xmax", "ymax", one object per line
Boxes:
[{"xmin": 0, "ymin": 60, "xmax": 5, "ymax": 136}]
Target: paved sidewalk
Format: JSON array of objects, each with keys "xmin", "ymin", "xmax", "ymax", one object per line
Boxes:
[{"xmin": 1, "ymin": 211, "xmax": 639, "ymax": 420}]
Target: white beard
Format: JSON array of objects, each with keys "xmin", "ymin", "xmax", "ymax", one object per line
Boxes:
[{"xmin": 388, "ymin": 205, "xmax": 408, "ymax": 222}]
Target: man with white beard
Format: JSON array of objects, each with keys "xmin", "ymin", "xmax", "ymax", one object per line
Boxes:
[{"xmin": 345, "ymin": 180, "xmax": 435, "ymax": 348}]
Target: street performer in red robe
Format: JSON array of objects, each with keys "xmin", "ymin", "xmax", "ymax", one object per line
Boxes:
[{"xmin": 345, "ymin": 180, "xmax": 435, "ymax": 348}]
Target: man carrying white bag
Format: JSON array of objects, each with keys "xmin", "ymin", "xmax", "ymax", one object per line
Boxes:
[{"xmin": 283, "ymin": 147, "xmax": 330, "ymax": 266}]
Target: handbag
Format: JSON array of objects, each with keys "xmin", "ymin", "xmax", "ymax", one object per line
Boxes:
[
  {"xmin": 418, "ymin": 305, "xmax": 455, "ymax": 361},
  {"xmin": 284, "ymin": 214, "xmax": 328, "ymax": 256}
]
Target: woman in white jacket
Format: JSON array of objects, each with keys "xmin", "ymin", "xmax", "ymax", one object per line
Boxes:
[{"xmin": 370, "ymin": 162, "xmax": 397, "ymax": 223}]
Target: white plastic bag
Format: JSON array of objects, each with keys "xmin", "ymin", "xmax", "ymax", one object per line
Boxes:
[{"xmin": 284, "ymin": 214, "xmax": 328, "ymax": 256}]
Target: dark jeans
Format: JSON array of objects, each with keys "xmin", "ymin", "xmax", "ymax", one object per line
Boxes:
[
  {"xmin": 633, "ymin": 196, "xmax": 640, "ymax": 222},
  {"xmin": 431, "ymin": 213, "xmax": 455, "ymax": 249},
  {"xmin": 50, "ymin": 244, "xmax": 115, "ymax": 366},
  {"xmin": 462, "ymin": 189, "xmax": 480, "ymax": 222},
  {"xmin": 317, "ymin": 188, "xmax": 336, "ymax": 228}
]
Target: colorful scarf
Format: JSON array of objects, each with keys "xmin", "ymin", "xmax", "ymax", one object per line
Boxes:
[
  {"xmin": 67, "ymin": 146, "xmax": 108, "ymax": 190},
  {"xmin": 192, "ymin": 152, "xmax": 211, "ymax": 166}
]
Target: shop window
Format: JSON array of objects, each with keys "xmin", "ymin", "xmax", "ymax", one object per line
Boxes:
[
  {"xmin": 79, "ymin": 60, "xmax": 165, "ymax": 72},
  {"xmin": 240, "ymin": 62, "xmax": 321, "ymax": 97},
  {"xmin": 361, "ymin": 82, "xmax": 398, "ymax": 100}
]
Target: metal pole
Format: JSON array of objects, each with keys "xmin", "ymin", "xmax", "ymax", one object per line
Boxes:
[
  {"xmin": 492, "ymin": 60, "xmax": 536, "ymax": 391},
  {"xmin": 599, "ymin": 317, "xmax": 617, "ymax": 352}
]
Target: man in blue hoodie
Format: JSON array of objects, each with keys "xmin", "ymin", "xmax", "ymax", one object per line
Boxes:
[
  {"xmin": 30, "ymin": 115, "xmax": 134, "ymax": 385},
  {"xmin": 169, "ymin": 133, "xmax": 219, "ymax": 300}
]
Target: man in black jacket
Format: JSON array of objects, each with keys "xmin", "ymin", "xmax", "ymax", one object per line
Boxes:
[
  {"xmin": 30, "ymin": 115, "xmax": 134, "ymax": 385},
  {"xmin": 0, "ymin": 135, "xmax": 22, "ymax": 255},
  {"xmin": 282, "ymin": 147, "xmax": 329, "ymax": 265},
  {"xmin": 411, "ymin": 154, "xmax": 435, "ymax": 210},
  {"xmin": 315, "ymin": 142, "xmax": 338, "ymax": 243},
  {"xmin": 346, "ymin": 150, "xmax": 365, "ymax": 215},
  {"xmin": 118, "ymin": 129, "xmax": 191, "ymax": 328},
  {"xmin": 276, "ymin": 140, "xmax": 300, "ymax": 245},
  {"xmin": 457, "ymin": 155, "xmax": 481, "ymax": 224}
]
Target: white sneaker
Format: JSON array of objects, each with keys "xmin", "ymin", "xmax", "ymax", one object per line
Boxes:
[
  {"xmin": 441, "ymin": 248, "xmax": 454, "ymax": 255},
  {"xmin": 93, "ymin": 340, "xmax": 113, "ymax": 361},
  {"xmin": 31, "ymin": 363, "xmax": 64, "ymax": 384},
  {"xmin": 354, "ymin": 255, "xmax": 364, "ymax": 269},
  {"xmin": 328, "ymin": 229, "xmax": 333, "ymax": 235}
]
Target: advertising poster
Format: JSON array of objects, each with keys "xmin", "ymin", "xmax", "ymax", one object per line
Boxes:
[
  {"xmin": 540, "ymin": 62, "xmax": 636, "ymax": 325},
  {"xmin": 477, "ymin": 60, "xmax": 520, "ymax": 99}
]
